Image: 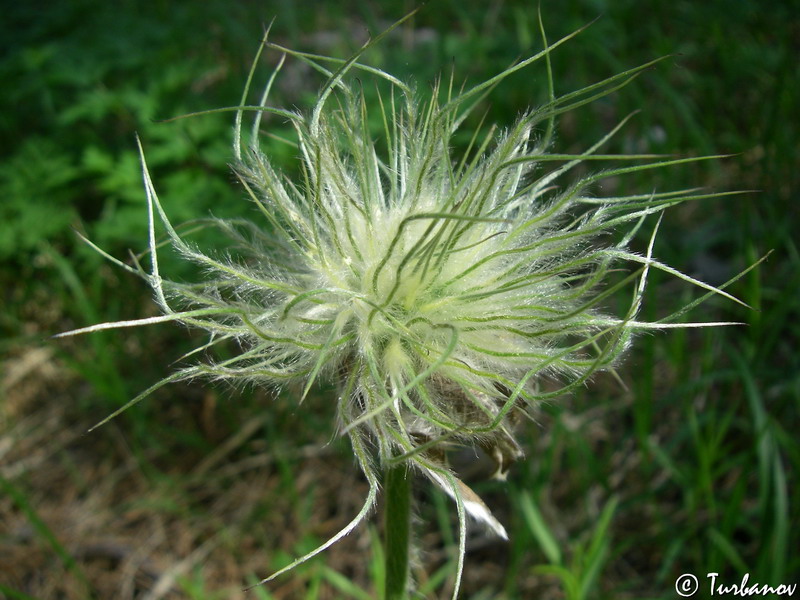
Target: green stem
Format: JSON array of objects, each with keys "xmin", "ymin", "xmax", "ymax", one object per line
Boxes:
[{"xmin": 384, "ymin": 465, "xmax": 411, "ymax": 600}]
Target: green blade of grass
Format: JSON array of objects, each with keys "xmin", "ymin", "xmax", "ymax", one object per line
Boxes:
[
  {"xmin": 0, "ymin": 475, "xmax": 93, "ymax": 597},
  {"xmin": 519, "ymin": 491, "xmax": 562, "ymax": 566},
  {"xmin": 577, "ymin": 496, "xmax": 618, "ymax": 600},
  {"xmin": 321, "ymin": 566, "xmax": 374, "ymax": 600}
]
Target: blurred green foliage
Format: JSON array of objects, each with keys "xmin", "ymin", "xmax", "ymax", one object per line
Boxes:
[
  {"xmin": 1, "ymin": 1, "xmax": 254, "ymax": 264},
  {"xmin": 2, "ymin": 1, "xmax": 797, "ymax": 598}
]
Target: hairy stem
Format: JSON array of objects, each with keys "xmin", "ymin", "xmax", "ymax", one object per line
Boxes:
[{"xmin": 384, "ymin": 465, "xmax": 411, "ymax": 600}]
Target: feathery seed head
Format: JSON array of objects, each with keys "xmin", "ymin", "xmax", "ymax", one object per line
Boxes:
[{"xmin": 61, "ymin": 16, "xmax": 751, "ymax": 590}]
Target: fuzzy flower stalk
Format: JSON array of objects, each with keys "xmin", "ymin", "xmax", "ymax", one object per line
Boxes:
[{"xmin": 60, "ymin": 14, "xmax": 752, "ymax": 599}]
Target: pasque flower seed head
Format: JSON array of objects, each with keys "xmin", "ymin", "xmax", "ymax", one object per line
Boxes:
[{"xmin": 59, "ymin": 14, "xmax": 752, "ymax": 596}]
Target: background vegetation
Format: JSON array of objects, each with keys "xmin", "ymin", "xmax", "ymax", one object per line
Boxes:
[{"xmin": 2, "ymin": 1, "xmax": 797, "ymax": 598}]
